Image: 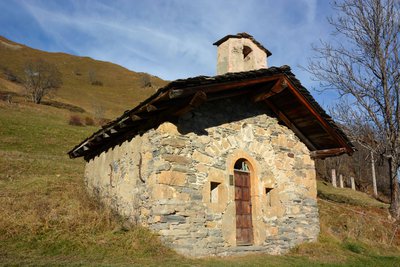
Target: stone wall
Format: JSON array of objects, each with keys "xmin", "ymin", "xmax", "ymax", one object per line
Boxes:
[
  {"xmin": 84, "ymin": 96, "xmax": 319, "ymax": 257},
  {"xmin": 216, "ymin": 38, "xmax": 267, "ymax": 75}
]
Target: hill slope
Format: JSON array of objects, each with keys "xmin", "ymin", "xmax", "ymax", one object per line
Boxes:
[
  {"xmin": 0, "ymin": 36, "xmax": 167, "ymax": 118},
  {"xmin": 0, "ymin": 100, "xmax": 399, "ymax": 266}
]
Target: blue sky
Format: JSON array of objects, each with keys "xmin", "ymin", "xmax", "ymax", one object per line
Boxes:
[{"xmin": 0, "ymin": 0, "xmax": 337, "ymax": 106}]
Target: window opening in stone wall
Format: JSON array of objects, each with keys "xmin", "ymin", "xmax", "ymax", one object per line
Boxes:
[
  {"xmin": 265, "ymin": 188, "xmax": 273, "ymax": 207},
  {"xmin": 210, "ymin": 182, "xmax": 221, "ymax": 203},
  {"xmin": 243, "ymin": 45, "xmax": 252, "ymax": 59},
  {"xmin": 234, "ymin": 159, "xmax": 250, "ymax": 172}
]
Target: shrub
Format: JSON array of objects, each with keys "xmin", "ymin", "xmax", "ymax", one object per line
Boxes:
[
  {"xmin": 91, "ymin": 80, "xmax": 103, "ymax": 86},
  {"xmin": 140, "ymin": 74, "xmax": 152, "ymax": 88},
  {"xmin": 68, "ymin": 115, "xmax": 83, "ymax": 126},
  {"xmin": 3, "ymin": 68, "xmax": 20, "ymax": 83},
  {"xmin": 5, "ymin": 94, "xmax": 13, "ymax": 104},
  {"xmin": 84, "ymin": 116, "xmax": 95, "ymax": 126},
  {"xmin": 343, "ymin": 239, "xmax": 366, "ymax": 254},
  {"xmin": 97, "ymin": 118, "xmax": 111, "ymax": 126},
  {"xmin": 74, "ymin": 69, "xmax": 82, "ymax": 76},
  {"xmin": 0, "ymin": 91, "xmax": 17, "ymax": 103}
]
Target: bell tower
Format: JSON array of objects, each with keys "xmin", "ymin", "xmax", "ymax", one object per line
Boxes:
[{"xmin": 213, "ymin": 33, "xmax": 272, "ymax": 75}]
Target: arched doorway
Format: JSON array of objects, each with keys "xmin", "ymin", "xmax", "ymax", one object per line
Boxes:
[{"xmin": 234, "ymin": 158, "xmax": 254, "ymax": 245}]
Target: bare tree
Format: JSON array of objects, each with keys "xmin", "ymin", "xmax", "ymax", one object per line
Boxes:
[
  {"xmin": 140, "ymin": 73, "xmax": 152, "ymax": 88},
  {"xmin": 24, "ymin": 59, "xmax": 62, "ymax": 104},
  {"xmin": 93, "ymin": 103, "xmax": 105, "ymax": 121},
  {"xmin": 307, "ymin": 0, "xmax": 400, "ymax": 217},
  {"xmin": 88, "ymin": 68, "xmax": 103, "ymax": 86}
]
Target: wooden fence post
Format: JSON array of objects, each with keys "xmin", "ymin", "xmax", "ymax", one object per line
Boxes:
[
  {"xmin": 371, "ymin": 151, "xmax": 378, "ymax": 197},
  {"xmin": 350, "ymin": 177, "xmax": 356, "ymax": 190},
  {"xmin": 332, "ymin": 169, "xmax": 337, "ymax": 188},
  {"xmin": 339, "ymin": 174, "xmax": 344, "ymax": 188}
]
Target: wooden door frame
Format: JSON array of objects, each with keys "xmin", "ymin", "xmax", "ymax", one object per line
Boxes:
[{"xmin": 227, "ymin": 151, "xmax": 261, "ymax": 246}]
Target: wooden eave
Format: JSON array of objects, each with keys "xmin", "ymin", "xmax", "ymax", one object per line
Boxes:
[
  {"xmin": 267, "ymin": 77, "xmax": 354, "ymax": 155},
  {"xmin": 68, "ymin": 66, "xmax": 354, "ymax": 160}
]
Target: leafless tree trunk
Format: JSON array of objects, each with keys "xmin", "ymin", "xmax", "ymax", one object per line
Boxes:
[{"xmin": 307, "ymin": 0, "xmax": 400, "ymax": 218}]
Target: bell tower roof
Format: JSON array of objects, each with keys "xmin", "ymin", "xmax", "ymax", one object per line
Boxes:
[{"xmin": 213, "ymin": 32, "xmax": 272, "ymax": 57}]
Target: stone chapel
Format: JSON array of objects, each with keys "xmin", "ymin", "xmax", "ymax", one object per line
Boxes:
[{"xmin": 69, "ymin": 33, "xmax": 354, "ymax": 257}]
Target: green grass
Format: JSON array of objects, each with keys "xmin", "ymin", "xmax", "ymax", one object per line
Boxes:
[
  {"xmin": 0, "ymin": 100, "xmax": 399, "ymax": 266},
  {"xmin": 317, "ymin": 180, "xmax": 389, "ymax": 208}
]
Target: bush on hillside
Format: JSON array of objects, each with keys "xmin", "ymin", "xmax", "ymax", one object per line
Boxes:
[
  {"xmin": 140, "ymin": 73, "xmax": 152, "ymax": 88},
  {"xmin": 91, "ymin": 80, "xmax": 103, "ymax": 86},
  {"xmin": 85, "ymin": 116, "xmax": 95, "ymax": 126},
  {"xmin": 88, "ymin": 69, "xmax": 103, "ymax": 86},
  {"xmin": 69, "ymin": 115, "xmax": 83, "ymax": 126},
  {"xmin": 3, "ymin": 68, "xmax": 20, "ymax": 83},
  {"xmin": 97, "ymin": 118, "xmax": 111, "ymax": 127}
]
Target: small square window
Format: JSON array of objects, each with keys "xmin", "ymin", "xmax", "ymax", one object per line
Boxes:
[
  {"xmin": 210, "ymin": 182, "xmax": 221, "ymax": 203},
  {"xmin": 265, "ymin": 188, "xmax": 273, "ymax": 207}
]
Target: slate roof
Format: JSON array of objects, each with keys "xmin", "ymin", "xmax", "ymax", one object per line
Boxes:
[{"xmin": 68, "ymin": 65, "xmax": 354, "ymax": 160}]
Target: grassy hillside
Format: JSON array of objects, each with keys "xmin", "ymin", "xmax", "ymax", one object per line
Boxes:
[
  {"xmin": 0, "ymin": 99, "xmax": 399, "ymax": 266},
  {"xmin": 0, "ymin": 36, "xmax": 167, "ymax": 119}
]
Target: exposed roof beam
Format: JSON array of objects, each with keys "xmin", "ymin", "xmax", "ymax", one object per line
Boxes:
[
  {"xmin": 207, "ymin": 85, "xmax": 262, "ymax": 101},
  {"xmin": 173, "ymin": 91, "xmax": 207, "ymax": 116},
  {"xmin": 310, "ymin": 148, "xmax": 347, "ymax": 159},
  {"xmin": 252, "ymin": 78, "xmax": 287, "ymax": 102},
  {"xmin": 265, "ymin": 99, "xmax": 317, "ymax": 151},
  {"xmin": 189, "ymin": 90, "xmax": 207, "ymax": 107},
  {"xmin": 284, "ymin": 77, "xmax": 353, "ymax": 154}
]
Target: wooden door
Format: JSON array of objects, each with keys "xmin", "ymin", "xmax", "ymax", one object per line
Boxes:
[{"xmin": 234, "ymin": 170, "xmax": 253, "ymax": 245}]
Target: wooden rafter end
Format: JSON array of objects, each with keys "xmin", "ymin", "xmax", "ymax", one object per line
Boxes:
[
  {"xmin": 252, "ymin": 77, "xmax": 287, "ymax": 102},
  {"xmin": 310, "ymin": 147, "xmax": 348, "ymax": 159}
]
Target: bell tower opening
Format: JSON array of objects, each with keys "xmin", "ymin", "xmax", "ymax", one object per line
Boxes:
[
  {"xmin": 213, "ymin": 33, "xmax": 271, "ymax": 75},
  {"xmin": 243, "ymin": 45, "xmax": 253, "ymax": 59}
]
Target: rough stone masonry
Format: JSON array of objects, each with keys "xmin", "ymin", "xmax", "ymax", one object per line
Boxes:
[{"xmin": 84, "ymin": 96, "xmax": 320, "ymax": 257}]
